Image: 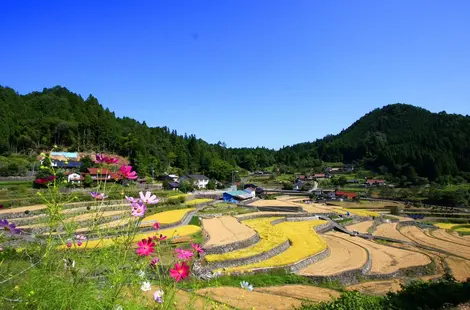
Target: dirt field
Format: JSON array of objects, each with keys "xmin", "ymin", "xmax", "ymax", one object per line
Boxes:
[
  {"xmin": 346, "ymin": 220, "xmax": 374, "ymax": 233},
  {"xmin": 248, "ymin": 200, "xmax": 301, "ymax": 207},
  {"xmin": 234, "ymin": 211, "xmax": 307, "ymax": 219},
  {"xmin": 445, "ymin": 257, "xmax": 470, "ymax": 281},
  {"xmin": 257, "ymin": 285, "xmax": 340, "ymax": 302},
  {"xmin": 346, "ymin": 279, "xmax": 403, "ymax": 295},
  {"xmin": 430, "ymin": 229, "xmax": 470, "ymax": 247},
  {"xmin": 330, "ymin": 201, "xmax": 404, "ymax": 209},
  {"xmin": 202, "ymin": 216, "xmax": 257, "ymax": 248},
  {"xmin": 400, "ymin": 226, "xmax": 470, "ymax": 259},
  {"xmin": 301, "ymin": 204, "xmax": 344, "ymax": 213},
  {"xmin": 0, "ymin": 204, "xmax": 47, "ymax": 214},
  {"xmin": 196, "ymin": 287, "xmax": 302, "ymax": 309},
  {"xmin": 339, "ymin": 235, "xmax": 431, "ymax": 274},
  {"xmin": 142, "ymin": 288, "xmax": 226, "ymax": 309},
  {"xmin": 374, "ymin": 223, "xmax": 412, "ymax": 242},
  {"xmin": 297, "ymin": 232, "xmax": 368, "ymax": 276}
]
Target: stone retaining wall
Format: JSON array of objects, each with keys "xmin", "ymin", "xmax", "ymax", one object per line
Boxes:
[
  {"xmin": 203, "ymin": 233, "xmax": 261, "ymax": 255},
  {"xmin": 204, "ymin": 239, "xmax": 291, "ymax": 270},
  {"xmin": 236, "ymin": 212, "xmax": 310, "ymax": 222}
]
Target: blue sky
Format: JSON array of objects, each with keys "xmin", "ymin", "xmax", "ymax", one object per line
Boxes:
[{"xmin": 1, "ymin": 1, "xmax": 469, "ymax": 149}]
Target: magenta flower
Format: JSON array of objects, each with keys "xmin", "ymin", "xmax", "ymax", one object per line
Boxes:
[
  {"xmin": 66, "ymin": 242, "xmax": 72, "ymax": 248},
  {"xmin": 131, "ymin": 201, "xmax": 146, "ymax": 217},
  {"xmin": 120, "ymin": 165, "xmax": 137, "ymax": 180},
  {"xmin": 169, "ymin": 262, "xmax": 190, "ymax": 282},
  {"xmin": 139, "ymin": 191, "xmax": 159, "ymax": 205},
  {"xmin": 0, "ymin": 219, "xmax": 21, "ymax": 234},
  {"xmin": 150, "ymin": 257, "xmax": 159, "ymax": 267},
  {"xmin": 35, "ymin": 175, "xmax": 56, "ymax": 185},
  {"xmin": 125, "ymin": 195, "xmax": 138, "ymax": 203},
  {"xmin": 90, "ymin": 192, "xmax": 108, "ymax": 200},
  {"xmin": 153, "ymin": 222, "xmax": 160, "ymax": 230},
  {"xmin": 153, "ymin": 234, "xmax": 167, "ymax": 242},
  {"xmin": 95, "ymin": 154, "xmax": 105, "ymax": 163},
  {"xmin": 75, "ymin": 234, "xmax": 87, "ymax": 241},
  {"xmin": 175, "ymin": 248, "xmax": 193, "ymax": 260},
  {"xmin": 105, "ymin": 157, "xmax": 119, "ymax": 164},
  {"xmin": 136, "ymin": 238, "xmax": 155, "ymax": 256},
  {"xmin": 191, "ymin": 243, "xmax": 204, "ymax": 254}
]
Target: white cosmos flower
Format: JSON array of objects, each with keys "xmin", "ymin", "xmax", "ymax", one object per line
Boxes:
[{"xmin": 140, "ymin": 281, "xmax": 152, "ymax": 292}]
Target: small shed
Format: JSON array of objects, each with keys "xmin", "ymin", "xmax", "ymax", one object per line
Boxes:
[{"xmin": 223, "ymin": 190, "xmax": 254, "ymax": 203}]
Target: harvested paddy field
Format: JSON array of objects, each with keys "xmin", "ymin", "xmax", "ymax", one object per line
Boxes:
[
  {"xmin": 430, "ymin": 229, "xmax": 470, "ymax": 247},
  {"xmin": 297, "ymin": 233, "xmax": 368, "ymax": 276},
  {"xmin": 142, "ymin": 288, "xmax": 224, "ymax": 310},
  {"xmin": 248, "ymin": 199, "xmax": 301, "ymax": 208},
  {"xmin": 445, "ymin": 257, "xmax": 470, "ymax": 281},
  {"xmin": 205, "ymin": 217, "xmax": 287, "ymax": 263},
  {"xmin": 257, "ymin": 285, "xmax": 340, "ymax": 302},
  {"xmin": 346, "ymin": 220, "xmax": 374, "ymax": 233},
  {"xmin": 234, "ymin": 211, "xmax": 307, "ymax": 219},
  {"xmin": 0, "ymin": 204, "xmax": 47, "ymax": 214},
  {"xmin": 299, "ymin": 203, "xmax": 341, "ymax": 213},
  {"xmin": 202, "ymin": 216, "xmax": 257, "ymax": 248},
  {"xmin": 346, "ymin": 279, "xmax": 403, "ymax": 295},
  {"xmin": 196, "ymin": 287, "xmax": 302, "ymax": 310},
  {"xmin": 374, "ymin": 222, "xmax": 412, "ymax": 242},
  {"xmin": 400, "ymin": 226, "xmax": 470, "ymax": 259},
  {"xmin": 338, "ymin": 235, "xmax": 431, "ymax": 274}
]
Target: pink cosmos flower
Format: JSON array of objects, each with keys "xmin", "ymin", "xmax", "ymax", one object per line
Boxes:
[
  {"xmin": 66, "ymin": 242, "xmax": 72, "ymax": 248},
  {"xmin": 95, "ymin": 154, "xmax": 119, "ymax": 164},
  {"xmin": 75, "ymin": 234, "xmax": 87, "ymax": 241},
  {"xmin": 120, "ymin": 165, "xmax": 137, "ymax": 180},
  {"xmin": 170, "ymin": 262, "xmax": 190, "ymax": 282},
  {"xmin": 105, "ymin": 157, "xmax": 119, "ymax": 164},
  {"xmin": 153, "ymin": 222, "xmax": 160, "ymax": 230},
  {"xmin": 191, "ymin": 243, "xmax": 204, "ymax": 254},
  {"xmin": 90, "ymin": 192, "xmax": 108, "ymax": 200},
  {"xmin": 35, "ymin": 175, "xmax": 56, "ymax": 185},
  {"xmin": 175, "ymin": 248, "xmax": 193, "ymax": 260},
  {"xmin": 95, "ymin": 154, "xmax": 105, "ymax": 163},
  {"xmin": 77, "ymin": 241, "xmax": 83, "ymax": 247},
  {"xmin": 125, "ymin": 195, "xmax": 138, "ymax": 203},
  {"xmin": 136, "ymin": 238, "xmax": 155, "ymax": 256},
  {"xmin": 152, "ymin": 234, "xmax": 167, "ymax": 242},
  {"xmin": 150, "ymin": 257, "xmax": 159, "ymax": 267},
  {"xmin": 139, "ymin": 191, "xmax": 159, "ymax": 205},
  {"xmin": 131, "ymin": 201, "xmax": 146, "ymax": 217},
  {"xmin": 0, "ymin": 219, "xmax": 21, "ymax": 234}
]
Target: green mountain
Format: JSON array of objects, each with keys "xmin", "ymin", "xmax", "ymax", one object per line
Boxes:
[
  {"xmin": 1, "ymin": 85, "xmax": 470, "ymax": 183},
  {"xmin": 279, "ymin": 104, "xmax": 470, "ymax": 182}
]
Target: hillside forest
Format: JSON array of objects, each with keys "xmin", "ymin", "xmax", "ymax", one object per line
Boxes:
[{"xmin": 1, "ymin": 85, "xmax": 470, "ymax": 189}]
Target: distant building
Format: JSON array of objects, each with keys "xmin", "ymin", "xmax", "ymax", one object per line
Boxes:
[
  {"xmin": 168, "ymin": 182, "xmax": 180, "ymax": 190},
  {"xmin": 156, "ymin": 174, "xmax": 179, "ymax": 182},
  {"xmin": 364, "ymin": 179, "xmax": 386, "ymax": 187},
  {"xmin": 83, "ymin": 168, "xmax": 122, "ymax": 182},
  {"xmin": 293, "ymin": 181, "xmax": 304, "ymax": 190},
  {"xmin": 66, "ymin": 172, "xmax": 83, "ymax": 184},
  {"xmin": 180, "ymin": 174, "xmax": 210, "ymax": 189},
  {"xmin": 223, "ymin": 189, "xmax": 255, "ymax": 203},
  {"xmin": 335, "ymin": 190, "xmax": 357, "ymax": 200}
]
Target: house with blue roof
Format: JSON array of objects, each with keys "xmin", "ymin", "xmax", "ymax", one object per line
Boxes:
[{"xmin": 223, "ymin": 189, "xmax": 255, "ymax": 203}]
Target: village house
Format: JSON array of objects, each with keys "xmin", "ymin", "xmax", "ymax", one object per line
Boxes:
[
  {"xmin": 179, "ymin": 174, "xmax": 210, "ymax": 189},
  {"xmin": 66, "ymin": 172, "xmax": 83, "ymax": 184},
  {"xmin": 335, "ymin": 190, "xmax": 358, "ymax": 200},
  {"xmin": 82, "ymin": 168, "xmax": 122, "ymax": 182},
  {"xmin": 223, "ymin": 189, "xmax": 255, "ymax": 203}
]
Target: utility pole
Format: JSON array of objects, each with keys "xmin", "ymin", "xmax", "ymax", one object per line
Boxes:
[{"xmin": 232, "ymin": 170, "xmax": 238, "ymax": 187}]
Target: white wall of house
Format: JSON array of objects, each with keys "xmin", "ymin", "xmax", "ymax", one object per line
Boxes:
[
  {"xmin": 67, "ymin": 173, "xmax": 81, "ymax": 184},
  {"xmin": 194, "ymin": 179, "xmax": 209, "ymax": 189}
]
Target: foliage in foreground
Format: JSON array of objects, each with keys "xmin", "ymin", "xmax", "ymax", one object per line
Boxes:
[{"xmin": 297, "ymin": 275, "xmax": 470, "ymax": 310}]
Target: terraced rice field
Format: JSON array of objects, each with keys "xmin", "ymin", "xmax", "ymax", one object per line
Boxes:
[
  {"xmin": 66, "ymin": 225, "xmax": 202, "ymax": 249},
  {"xmin": 400, "ymin": 226, "xmax": 470, "ymax": 259},
  {"xmin": 344, "ymin": 209, "xmax": 380, "ymax": 217},
  {"xmin": 337, "ymin": 235, "xmax": 431, "ymax": 274},
  {"xmin": 374, "ymin": 222, "xmax": 412, "ymax": 242},
  {"xmin": 430, "ymin": 229, "xmax": 470, "ymax": 246},
  {"xmin": 299, "ymin": 203, "xmax": 345, "ymax": 214},
  {"xmin": 185, "ymin": 198, "xmax": 212, "ymax": 206},
  {"xmin": 346, "ymin": 279, "xmax": 403, "ymax": 295},
  {"xmin": 141, "ymin": 208, "xmax": 195, "ymax": 226},
  {"xmin": 224, "ymin": 219, "xmax": 327, "ymax": 272},
  {"xmin": 234, "ymin": 212, "xmax": 307, "ymax": 219},
  {"xmin": 248, "ymin": 200, "xmax": 300, "ymax": 208},
  {"xmin": 256, "ymin": 285, "xmax": 340, "ymax": 302},
  {"xmin": 297, "ymin": 232, "xmax": 368, "ymax": 276},
  {"xmin": 197, "ymin": 287, "xmax": 302, "ymax": 310},
  {"xmin": 445, "ymin": 257, "xmax": 470, "ymax": 281},
  {"xmin": 204, "ymin": 217, "xmax": 287, "ymax": 262},
  {"xmin": 346, "ymin": 220, "xmax": 374, "ymax": 233},
  {"xmin": 202, "ymin": 216, "xmax": 257, "ymax": 248},
  {"xmin": 18, "ymin": 210, "xmax": 129, "ymax": 229}
]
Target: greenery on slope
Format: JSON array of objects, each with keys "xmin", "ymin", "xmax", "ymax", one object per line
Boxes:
[{"xmin": 2, "ymin": 86, "xmax": 470, "ymax": 187}]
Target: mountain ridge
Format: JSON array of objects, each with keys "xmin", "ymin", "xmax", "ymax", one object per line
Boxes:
[{"xmin": 1, "ymin": 85, "xmax": 470, "ymax": 182}]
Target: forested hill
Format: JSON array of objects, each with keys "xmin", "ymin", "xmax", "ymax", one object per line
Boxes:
[
  {"xmin": 279, "ymin": 104, "xmax": 470, "ymax": 182},
  {"xmin": 0, "ymin": 85, "xmax": 276, "ymax": 180},
  {"xmin": 1, "ymin": 85, "xmax": 470, "ymax": 183}
]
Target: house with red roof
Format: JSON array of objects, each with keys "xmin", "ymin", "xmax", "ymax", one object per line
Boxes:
[
  {"xmin": 82, "ymin": 168, "xmax": 123, "ymax": 182},
  {"xmin": 335, "ymin": 190, "xmax": 358, "ymax": 200}
]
